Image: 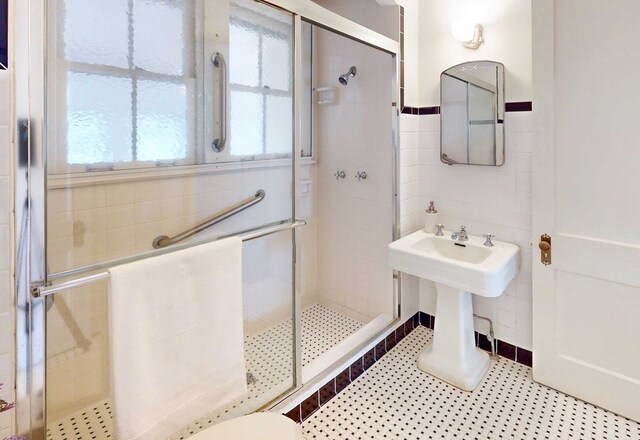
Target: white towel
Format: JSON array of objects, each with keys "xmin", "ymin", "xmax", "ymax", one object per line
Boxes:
[{"xmin": 108, "ymin": 237, "xmax": 247, "ymax": 440}]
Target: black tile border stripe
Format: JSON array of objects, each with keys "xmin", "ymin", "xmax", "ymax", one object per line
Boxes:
[
  {"xmin": 0, "ymin": 0, "xmax": 8, "ymax": 69},
  {"xmin": 401, "ymin": 102, "xmax": 532, "ymax": 115},
  {"xmin": 285, "ymin": 311, "xmax": 534, "ymax": 423},
  {"xmin": 505, "ymin": 101, "xmax": 533, "ymax": 112}
]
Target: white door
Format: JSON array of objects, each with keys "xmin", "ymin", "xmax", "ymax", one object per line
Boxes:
[{"xmin": 532, "ymin": 0, "xmax": 640, "ymax": 421}]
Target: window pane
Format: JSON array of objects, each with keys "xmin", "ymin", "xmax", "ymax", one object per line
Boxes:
[
  {"xmin": 265, "ymin": 95, "xmax": 292, "ymax": 155},
  {"xmin": 63, "ymin": 0, "xmax": 129, "ymax": 68},
  {"xmin": 229, "ymin": 22, "xmax": 260, "ymax": 87},
  {"xmin": 133, "ymin": 0, "xmax": 187, "ymax": 75},
  {"xmin": 67, "ymin": 72, "xmax": 133, "ymax": 165},
  {"xmin": 262, "ymin": 34, "xmax": 291, "ymax": 91},
  {"xmin": 136, "ymin": 80, "xmax": 189, "ymax": 162},
  {"xmin": 229, "ymin": 90, "xmax": 263, "ymax": 156}
]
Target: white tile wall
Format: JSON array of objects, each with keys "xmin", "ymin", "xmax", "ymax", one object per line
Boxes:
[
  {"xmin": 313, "ymin": 27, "xmax": 395, "ymax": 323},
  {"xmin": 46, "ymin": 164, "xmax": 302, "ymax": 421},
  {"xmin": 0, "ymin": 69, "xmax": 14, "ymax": 437},
  {"xmin": 399, "ymin": 112, "xmax": 534, "ymax": 349}
]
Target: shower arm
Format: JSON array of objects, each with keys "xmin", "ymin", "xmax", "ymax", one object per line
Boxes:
[{"xmin": 153, "ymin": 189, "xmax": 266, "ymax": 249}]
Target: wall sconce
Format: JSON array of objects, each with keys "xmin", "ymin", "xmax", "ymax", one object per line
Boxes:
[{"xmin": 451, "ymin": 21, "xmax": 484, "ymax": 50}]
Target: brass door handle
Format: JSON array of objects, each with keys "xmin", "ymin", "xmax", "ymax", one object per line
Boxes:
[{"xmin": 539, "ymin": 234, "xmax": 551, "ymax": 265}]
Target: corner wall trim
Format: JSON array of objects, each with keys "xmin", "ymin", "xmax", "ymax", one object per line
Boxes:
[{"xmin": 285, "ymin": 311, "xmax": 534, "ymax": 423}]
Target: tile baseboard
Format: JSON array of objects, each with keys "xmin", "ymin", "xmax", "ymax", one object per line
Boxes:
[{"xmin": 285, "ymin": 311, "xmax": 534, "ymax": 423}]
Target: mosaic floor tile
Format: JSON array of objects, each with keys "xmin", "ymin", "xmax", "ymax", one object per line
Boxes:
[
  {"xmin": 46, "ymin": 304, "xmax": 363, "ymax": 440},
  {"xmin": 302, "ymin": 326, "xmax": 640, "ymax": 440}
]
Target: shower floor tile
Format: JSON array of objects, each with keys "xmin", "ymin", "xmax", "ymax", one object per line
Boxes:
[
  {"xmin": 301, "ymin": 326, "xmax": 640, "ymax": 440},
  {"xmin": 46, "ymin": 304, "xmax": 363, "ymax": 440}
]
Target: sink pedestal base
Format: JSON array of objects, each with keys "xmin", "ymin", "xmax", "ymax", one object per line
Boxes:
[{"xmin": 417, "ymin": 283, "xmax": 490, "ymax": 391}]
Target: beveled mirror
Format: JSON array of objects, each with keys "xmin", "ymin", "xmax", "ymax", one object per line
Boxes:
[{"xmin": 440, "ymin": 60, "xmax": 505, "ymax": 166}]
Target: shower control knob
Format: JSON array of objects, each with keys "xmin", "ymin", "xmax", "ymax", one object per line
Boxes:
[
  {"xmin": 355, "ymin": 171, "xmax": 367, "ymax": 181},
  {"xmin": 334, "ymin": 170, "xmax": 346, "ymax": 180}
]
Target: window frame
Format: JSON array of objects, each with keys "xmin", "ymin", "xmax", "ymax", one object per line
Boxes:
[
  {"xmin": 48, "ymin": 0, "xmax": 198, "ymax": 175},
  {"xmin": 208, "ymin": 4, "xmax": 295, "ymax": 163}
]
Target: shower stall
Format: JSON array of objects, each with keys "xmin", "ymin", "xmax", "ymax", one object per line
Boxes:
[{"xmin": 13, "ymin": 0, "xmax": 400, "ymax": 438}]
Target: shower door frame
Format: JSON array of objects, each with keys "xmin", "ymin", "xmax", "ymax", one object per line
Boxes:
[{"xmin": 13, "ymin": 0, "xmax": 401, "ymax": 438}]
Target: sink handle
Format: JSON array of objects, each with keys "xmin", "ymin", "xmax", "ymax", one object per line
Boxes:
[
  {"xmin": 483, "ymin": 233, "xmax": 495, "ymax": 247},
  {"xmin": 435, "ymin": 224, "xmax": 445, "ymax": 236}
]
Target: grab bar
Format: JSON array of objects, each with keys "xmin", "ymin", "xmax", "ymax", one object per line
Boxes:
[
  {"xmin": 211, "ymin": 52, "xmax": 227, "ymax": 152},
  {"xmin": 153, "ymin": 189, "xmax": 265, "ymax": 249},
  {"xmin": 32, "ymin": 219, "xmax": 307, "ymax": 298}
]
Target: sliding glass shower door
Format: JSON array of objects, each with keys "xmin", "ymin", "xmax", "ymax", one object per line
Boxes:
[{"xmin": 43, "ymin": 0, "xmax": 297, "ymax": 438}]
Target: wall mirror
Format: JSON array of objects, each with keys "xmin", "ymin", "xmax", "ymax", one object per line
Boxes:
[{"xmin": 440, "ymin": 60, "xmax": 505, "ymax": 166}]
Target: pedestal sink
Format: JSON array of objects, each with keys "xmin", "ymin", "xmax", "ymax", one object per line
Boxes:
[{"xmin": 388, "ymin": 229, "xmax": 520, "ymax": 391}]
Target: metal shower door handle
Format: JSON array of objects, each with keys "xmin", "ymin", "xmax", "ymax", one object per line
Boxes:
[{"xmin": 211, "ymin": 52, "xmax": 227, "ymax": 152}]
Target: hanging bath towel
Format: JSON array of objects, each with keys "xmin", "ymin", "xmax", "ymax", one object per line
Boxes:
[{"xmin": 108, "ymin": 237, "xmax": 246, "ymax": 440}]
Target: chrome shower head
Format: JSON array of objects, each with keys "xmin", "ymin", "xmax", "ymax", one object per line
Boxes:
[{"xmin": 338, "ymin": 66, "xmax": 357, "ymax": 86}]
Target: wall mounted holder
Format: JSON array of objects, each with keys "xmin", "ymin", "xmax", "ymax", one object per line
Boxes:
[{"xmin": 317, "ymin": 87, "xmax": 337, "ymax": 105}]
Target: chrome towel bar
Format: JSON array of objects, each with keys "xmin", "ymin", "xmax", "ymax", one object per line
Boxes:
[
  {"xmin": 32, "ymin": 219, "xmax": 306, "ymax": 298},
  {"xmin": 152, "ymin": 189, "xmax": 265, "ymax": 249}
]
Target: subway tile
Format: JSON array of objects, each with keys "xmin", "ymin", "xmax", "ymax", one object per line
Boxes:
[
  {"xmin": 497, "ymin": 340, "xmax": 517, "ymax": 361},
  {"xmin": 300, "ymin": 392, "xmax": 320, "ymax": 421},
  {"xmin": 0, "ymin": 271, "xmax": 9, "ymax": 313},
  {"xmin": 133, "ymin": 181, "xmax": 161, "ymax": 202},
  {"xmin": 0, "ymin": 225, "xmax": 8, "ymax": 270},
  {"xmin": 517, "ymin": 153, "xmax": 532, "ymax": 174},
  {"xmin": 335, "ymin": 367, "xmax": 351, "ymax": 393},
  {"xmin": 284, "ymin": 405, "xmax": 302, "ymax": 423},
  {"xmin": 106, "ymin": 183, "xmax": 135, "ymax": 206},
  {"xmin": 134, "ymin": 200, "xmax": 162, "ymax": 224},
  {"xmin": 374, "ymin": 339, "xmax": 386, "ymax": 361},
  {"xmin": 0, "ymin": 312, "xmax": 10, "ymax": 354},
  {"xmin": 363, "ymin": 348, "xmax": 375, "ymax": 371},
  {"xmin": 73, "ymin": 208, "xmax": 106, "ymax": 233},
  {"xmin": 106, "ymin": 227, "xmax": 135, "ymax": 253},
  {"xmin": 73, "ymin": 185, "xmax": 106, "ymax": 210},
  {"xmin": 319, "ymin": 379, "xmax": 336, "ymax": 406},
  {"xmin": 516, "ymin": 347, "xmax": 533, "ymax": 367},
  {"xmin": 477, "ymin": 332, "xmax": 494, "ymax": 353},
  {"xmin": 106, "ymin": 204, "xmax": 134, "ymax": 228},
  {"xmin": 350, "ymin": 358, "xmax": 364, "ymax": 381}
]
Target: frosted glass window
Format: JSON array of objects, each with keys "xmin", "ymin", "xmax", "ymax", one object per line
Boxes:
[
  {"xmin": 230, "ymin": 91, "xmax": 264, "ymax": 156},
  {"xmin": 227, "ymin": 4, "xmax": 292, "ymax": 159},
  {"xmin": 262, "ymin": 35, "xmax": 291, "ymax": 91},
  {"xmin": 136, "ymin": 80, "xmax": 188, "ymax": 161},
  {"xmin": 67, "ymin": 73, "xmax": 133, "ymax": 164},
  {"xmin": 229, "ymin": 23, "xmax": 260, "ymax": 87},
  {"xmin": 63, "ymin": 0, "xmax": 129, "ymax": 68},
  {"xmin": 266, "ymin": 96, "xmax": 292, "ymax": 155},
  {"xmin": 52, "ymin": 0, "xmax": 197, "ymax": 173},
  {"xmin": 133, "ymin": 0, "xmax": 186, "ymax": 76}
]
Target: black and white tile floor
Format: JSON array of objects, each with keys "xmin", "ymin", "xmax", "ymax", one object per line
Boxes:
[
  {"xmin": 302, "ymin": 326, "xmax": 640, "ymax": 440},
  {"xmin": 46, "ymin": 304, "xmax": 363, "ymax": 440}
]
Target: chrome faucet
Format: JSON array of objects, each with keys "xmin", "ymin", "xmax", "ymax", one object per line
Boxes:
[{"xmin": 451, "ymin": 225, "xmax": 468, "ymax": 242}]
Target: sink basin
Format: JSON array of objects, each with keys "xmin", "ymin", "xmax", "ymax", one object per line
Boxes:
[
  {"xmin": 388, "ymin": 230, "xmax": 519, "ymax": 297},
  {"xmin": 388, "ymin": 229, "xmax": 520, "ymax": 391}
]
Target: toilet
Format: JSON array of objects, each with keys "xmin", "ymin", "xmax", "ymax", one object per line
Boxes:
[{"xmin": 188, "ymin": 413, "xmax": 304, "ymax": 439}]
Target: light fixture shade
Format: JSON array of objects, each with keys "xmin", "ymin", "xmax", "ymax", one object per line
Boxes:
[{"xmin": 451, "ymin": 21, "xmax": 476, "ymax": 43}]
